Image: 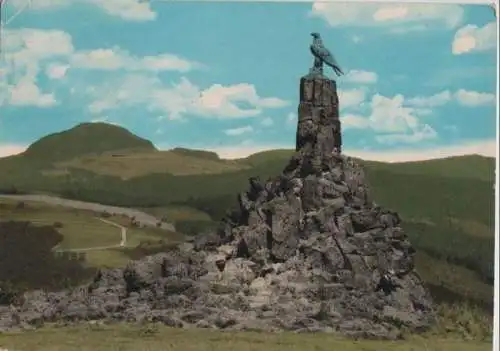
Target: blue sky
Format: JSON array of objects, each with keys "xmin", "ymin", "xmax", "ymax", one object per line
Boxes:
[{"xmin": 0, "ymin": 0, "xmax": 497, "ymax": 161}]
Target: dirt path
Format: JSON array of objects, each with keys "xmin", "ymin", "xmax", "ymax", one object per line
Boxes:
[
  {"xmin": 98, "ymin": 218, "xmax": 127, "ymax": 247},
  {"xmin": 0, "ymin": 194, "xmax": 175, "ymax": 231}
]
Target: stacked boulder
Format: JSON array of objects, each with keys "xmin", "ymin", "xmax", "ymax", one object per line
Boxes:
[{"xmin": 0, "ymin": 76, "xmax": 435, "ymax": 339}]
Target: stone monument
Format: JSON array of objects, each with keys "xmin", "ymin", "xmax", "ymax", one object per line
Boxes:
[{"xmin": 0, "ymin": 34, "xmax": 435, "ymax": 340}]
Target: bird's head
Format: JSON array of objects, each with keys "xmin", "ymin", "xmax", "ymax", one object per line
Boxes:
[{"xmin": 310, "ymin": 32, "xmax": 320, "ymax": 39}]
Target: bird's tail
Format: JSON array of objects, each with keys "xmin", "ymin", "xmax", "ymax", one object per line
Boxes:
[{"xmin": 334, "ymin": 67, "xmax": 344, "ymax": 76}]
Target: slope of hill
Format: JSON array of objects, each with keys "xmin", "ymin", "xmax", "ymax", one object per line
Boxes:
[
  {"xmin": 170, "ymin": 147, "xmax": 221, "ymax": 160},
  {"xmin": 53, "ymin": 150, "xmax": 249, "ymax": 179},
  {"xmin": 22, "ymin": 122, "xmax": 157, "ymax": 163},
  {"xmin": 240, "ymin": 149, "xmax": 495, "ymax": 182},
  {"xmin": 363, "ymin": 155, "xmax": 495, "ymax": 182}
]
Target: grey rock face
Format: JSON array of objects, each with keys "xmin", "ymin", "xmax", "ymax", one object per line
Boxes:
[{"xmin": 0, "ymin": 76, "xmax": 435, "ymax": 339}]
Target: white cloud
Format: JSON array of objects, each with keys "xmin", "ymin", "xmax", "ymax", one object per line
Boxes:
[
  {"xmin": 405, "ymin": 89, "xmax": 495, "ymax": 109},
  {"xmin": 407, "ymin": 90, "xmax": 452, "ymax": 108},
  {"xmin": 141, "ymin": 54, "xmax": 202, "ymax": 72},
  {"xmin": 224, "ymin": 125, "xmax": 253, "ymax": 136},
  {"xmin": 199, "ymin": 83, "xmax": 288, "ymax": 111},
  {"xmin": 452, "ymin": 22, "xmax": 497, "ymax": 55},
  {"xmin": 369, "ymin": 94, "xmax": 421, "ymax": 133},
  {"xmin": 87, "ymin": 75, "xmax": 289, "ymax": 119},
  {"xmin": 2, "ymin": 28, "xmax": 203, "ymax": 108},
  {"xmin": 198, "ymin": 139, "xmax": 497, "ymax": 163},
  {"xmin": 344, "ymin": 70, "xmax": 378, "ymax": 84},
  {"xmin": 261, "ymin": 117, "xmax": 274, "ymax": 126},
  {"xmin": 90, "ymin": 0, "xmax": 156, "ymax": 21},
  {"xmin": 1, "ymin": 28, "xmax": 73, "ymax": 107},
  {"xmin": 375, "ymin": 124, "xmax": 437, "ymax": 144},
  {"xmin": 310, "ymin": 3, "xmax": 463, "ymax": 29},
  {"xmin": 45, "ymin": 63, "xmax": 70, "ymax": 79},
  {"xmin": 372, "ymin": 6, "xmax": 410, "ymax": 22},
  {"xmin": 455, "ymin": 89, "xmax": 496, "ymax": 107},
  {"xmin": 3, "ymin": 28, "xmax": 199, "ymax": 74},
  {"xmin": 71, "ymin": 48, "xmax": 201, "ymax": 72},
  {"xmin": 9, "ymin": 78, "xmax": 57, "ymax": 107},
  {"xmin": 7, "ymin": 0, "xmax": 156, "ymax": 21},
  {"xmin": 2, "ymin": 28, "xmax": 74, "ymax": 60},
  {"xmin": 342, "ymin": 113, "xmax": 370, "ymax": 129},
  {"xmin": 0, "ymin": 143, "xmax": 27, "ymax": 158},
  {"xmin": 71, "ymin": 49, "xmax": 129, "ymax": 70},
  {"xmin": 338, "ymin": 88, "xmax": 366, "ymax": 109},
  {"xmin": 2, "ymin": 28, "xmax": 73, "ymax": 80},
  {"xmin": 0, "ymin": 29, "xmax": 65, "ymax": 108},
  {"xmin": 341, "ymin": 93, "xmax": 437, "ymax": 144}
]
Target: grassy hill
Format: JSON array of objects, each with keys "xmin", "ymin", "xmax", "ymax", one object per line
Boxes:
[
  {"xmin": 0, "ymin": 122, "xmax": 496, "ymax": 338},
  {"xmin": 243, "ymin": 149, "xmax": 495, "ymax": 182},
  {"xmin": 23, "ymin": 122, "xmax": 157, "ymax": 163}
]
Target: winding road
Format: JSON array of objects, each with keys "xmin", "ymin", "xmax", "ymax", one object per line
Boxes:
[
  {"xmin": 0, "ymin": 194, "xmax": 176, "ymax": 252},
  {"xmin": 98, "ymin": 218, "xmax": 127, "ymax": 247},
  {"xmin": 0, "ymin": 194, "xmax": 175, "ymax": 231}
]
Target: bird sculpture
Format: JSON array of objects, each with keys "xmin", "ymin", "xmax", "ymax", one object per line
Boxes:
[{"xmin": 309, "ymin": 32, "xmax": 344, "ymax": 77}]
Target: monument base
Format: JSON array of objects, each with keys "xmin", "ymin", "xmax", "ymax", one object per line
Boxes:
[{"xmin": 296, "ymin": 76, "xmax": 341, "ymax": 154}]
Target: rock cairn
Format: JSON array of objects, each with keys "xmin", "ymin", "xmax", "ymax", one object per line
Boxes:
[{"xmin": 0, "ymin": 76, "xmax": 435, "ymax": 339}]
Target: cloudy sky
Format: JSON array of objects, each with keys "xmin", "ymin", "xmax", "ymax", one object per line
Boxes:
[{"xmin": 0, "ymin": 0, "xmax": 497, "ymax": 161}]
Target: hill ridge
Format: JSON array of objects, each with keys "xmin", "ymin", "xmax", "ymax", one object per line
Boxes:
[{"xmin": 22, "ymin": 122, "xmax": 157, "ymax": 162}]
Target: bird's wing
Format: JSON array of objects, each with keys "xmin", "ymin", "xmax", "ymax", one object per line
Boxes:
[
  {"xmin": 323, "ymin": 54, "xmax": 341, "ymax": 69},
  {"xmin": 313, "ymin": 45, "xmax": 340, "ymax": 65},
  {"xmin": 311, "ymin": 42, "xmax": 344, "ymax": 75},
  {"xmin": 312, "ymin": 44, "xmax": 332, "ymax": 60}
]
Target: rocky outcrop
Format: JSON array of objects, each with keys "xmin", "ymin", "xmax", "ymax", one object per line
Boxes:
[{"xmin": 0, "ymin": 75, "xmax": 435, "ymax": 339}]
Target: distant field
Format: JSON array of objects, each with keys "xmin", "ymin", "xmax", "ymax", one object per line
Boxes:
[
  {"xmin": 0, "ymin": 324, "xmax": 492, "ymax": 351},
  {"xmin": 0, "ymin": 199, "xmax": 120, "ymax": 250},
  {"xmin": 0, "ymin": 199, "xmax": 182, "ymax": 268},
  {"xmin": 53, "ymin": 150, "xmax": 250, "ymax": 179}
]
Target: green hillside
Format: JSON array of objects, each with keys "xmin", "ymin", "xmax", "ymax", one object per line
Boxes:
[
  {"xmin": 363, "ymin": 155, "xmax": 495, "ymax": 182},
  {"xmin": 22, "ymin": 122, "xmax": 157, "ymax": 163},
  {"xmin": 242, "ymin": 149, "xmax": 495, "ymax": 182},
  {"xmin": 170, "ymin": 147, "xmax": 221, "ymax": 161},
  {"xmin": 241, "ymin": 149, "xmax": 294, "ymax": 167}
]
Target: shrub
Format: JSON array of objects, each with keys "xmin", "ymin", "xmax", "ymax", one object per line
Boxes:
[
  {"xmin": 175, "ymin": 220, "xmax": 218, "ymax": 236},
  {"xmin": 53, "ymin": 221, "xmax": 64, "ymax": 229},
  {"xmin": 431, "ymin": 302, "xmax": 493, "ymax": 341}
]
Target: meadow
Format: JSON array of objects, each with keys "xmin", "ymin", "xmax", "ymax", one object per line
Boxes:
[
  {"xmin": 0, "ymin": 198, "xmax": 183, "ymax": 268},
  {"xmin": 0, "ymin": 322, "xmax": 493, "ymax": 351}
]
